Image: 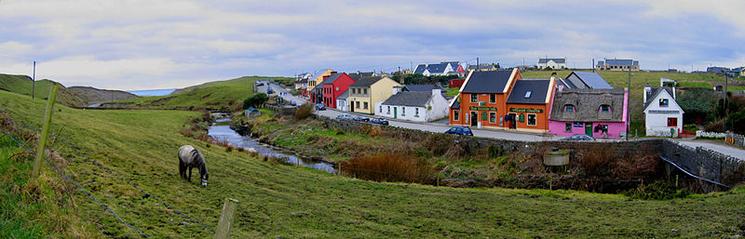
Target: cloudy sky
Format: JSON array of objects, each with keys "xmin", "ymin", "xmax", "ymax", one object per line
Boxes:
[{"xmin": 1, "ymin": 0, "xmax": 744, "ymax": 90}]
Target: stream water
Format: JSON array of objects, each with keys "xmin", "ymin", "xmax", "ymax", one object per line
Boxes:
[{"xmin": 207, "ymin": 123, "xmax": 336, "ymax": 174}]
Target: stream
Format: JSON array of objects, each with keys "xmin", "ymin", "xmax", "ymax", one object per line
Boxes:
[{"xmin": 207, "ymin": 123, "xmax": 336, "ymax": 174}]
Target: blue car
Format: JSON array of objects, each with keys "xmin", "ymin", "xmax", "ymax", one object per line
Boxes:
[
  {"xmin": 563, "ymin": 134, "xmax": 595, "ymax": 141},
  {"xmin": 369, "ymin": 117, "xmax": 389, "ymax": 126},
  {"xmin": 445, "ymin": 126, "xmax": 473, "ymax": 136},
  {"xmin": 315, "ymin": 103, "xmax": 326, "ymax": 111}
]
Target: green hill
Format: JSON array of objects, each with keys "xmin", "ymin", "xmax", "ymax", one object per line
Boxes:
[
  {"xmin": 112, "ymin": 76, "xmax": 292, "ymax": 111},
  {"xmin": 0, "ymin": 74, "xmax": 86, "ymax": 107},
  {"xmin": 1, "ymin": 86, "xmax": 744, "ymax": 237}
]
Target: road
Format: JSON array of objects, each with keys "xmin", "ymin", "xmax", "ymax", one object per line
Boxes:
[
  {"xmin": 677, "ymin": 140, "xmax": 745, "ymax": 161},
  {"xmin": 256, "ymin": 80, "xmax": 307, "ymax": 106}
]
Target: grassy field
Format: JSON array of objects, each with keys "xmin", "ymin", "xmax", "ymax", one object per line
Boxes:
[
  {"xmin": 2, "ymin": 90, "xmax": 745, "ymax": 237},
  {"xmin": 522, "ymin": 70, "xmax": 732, "ymax": 135},
  {"xmin": 0, "ymin": 73, "xmax": 86, "ymax": 107},
  {"xmin": 115, "ymin": 76, "xmax": 292, "ymax": 110}
]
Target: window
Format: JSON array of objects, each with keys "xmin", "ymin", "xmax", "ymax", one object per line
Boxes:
[
  {"xmin": 659, "ymin": 98, "xmax": 669, "ymax": 107},
  {"xmin": 415, "ymin": 108, "xmax": 420, "ymax": 117},
  {"xmin": 356, "ymin": 101, "xmax": 360, "ymax": 109},
  {"xmin": 524, "ymin": 91, "xmax": 532, "ymax": 98},
  {"xmin": 527, "ymin": 114, "xmax": 537, "ymax": 126},
  {"xmin": 471, "ymin": 94, "xmax": 477, "ymax": 102},
  {"xmin": 489, "ymin": 94, "xmax": 496, "ymax": 103},
  {"xmin": 363, "ymin": 102, "xmax": 368, "ymax": 109},
  {"xmin": 401, "ymin": 107, "xmax": 406, "ymax": 116},
  {"xmin": 565, "ymin": 122, "xmax": 572, "ymax": 132},
  {"xmin": 481, "ymin": 112, "xmax": 487, "ymax": 121},
  {"xmin": 667, "ymin": 117, "xmax": 677, "ymax": 127},
  {"xmin": 363, "ymin": 89, "xmax": 368, "ymax": 95},
  {"xmin": 564, "ymin": 104, "xmax": 575, "ymax": 112},
  {"xmin": 379, "ymin": 105, "xmax": 382, "ymax": 113},
  {"xmin": 387, "ymin": 106, "xmax": 390, "ymax": 114},
  {"xmin": 599, "ymin": 105, "xmax": 611, "ymax": 112},
  {"xmin": 453, "ymin": 110, "xmax": 460, "ymax": 121},
  {"xmin": 489, "ymin": 112, "xmax": 496, "ymax": 123}
]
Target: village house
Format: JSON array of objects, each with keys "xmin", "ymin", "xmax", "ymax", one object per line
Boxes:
[
  {"xmin": 596, "ymin": 58, "xmax": 640, "ymax": 71},
  {"xmin": 347, "ymin": 76, "xmax": 401, "ymax": 114},
  {"xmin": 376, "ymin": 87, "xmax": 449, "ymax": 122},
  {"xmin": 414, "ymin": 62, "xmax": 465, "ymax": 77},
  {"xmin": 467, "ymin": 63, "xmax": 499, "ymax": 72},
  {"xmin": 707, "ymin": 66, "xmax": 730, "ymax": 75},
  {"xmin": 549, "ymin": 89, "xmax": 629, "ymax": 139},
  {"xmin": 449, "ymin": 69, "xmax": 555, "ymax": 132},
  {"xmin": 294, "ymin": 72, "xmax": 312, "ymax": 96},
  {"xmin": 537, "ymin": 58, "xmax": 567, "ymax": 70},
  {"xmin": 336, "ymin": 90, "xmax": 349, "ymax": 111},
  {"xmin": 320, "ymin": 73, "xmax": 356, "ymax": 108},
  {"xmin": 308, "ymin": 69, "xmax": 336, "ymax": 101},
  {"xmin": 643, "ymin": 83, "xmax": 684, "ymax": 137},
  {"xmin": 561, "ymin": 71, "xmax": 613, "ymax": 89}
]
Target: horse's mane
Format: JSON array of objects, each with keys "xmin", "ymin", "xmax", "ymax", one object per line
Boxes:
[{"xmin": 191, "ymin": 149, "xmax": 208, "ymax": 176}]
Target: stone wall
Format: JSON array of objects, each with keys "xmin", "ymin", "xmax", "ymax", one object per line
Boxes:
[{"xmin": 314, "ymin": 115, "xmax": 744, "ymax": 189}]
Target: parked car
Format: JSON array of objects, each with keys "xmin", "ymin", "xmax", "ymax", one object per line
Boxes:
[
  {"xmin": 336, "ymin": 114, "xmax": 354, "ymax": 121},
  {"xmin": 445, "ymin": 126, "xmax": 473, "ymax": 136},
  {"xmin": 563, "ymin": 134, "xmax": 595, "ymax": 141},
  {"xmin": 315, "ymin": 103, "xmax": 326, "ymax": 111},
  {"xmin": 352, "ymin": 115, "xmax": 370, "ymax": 122},
  {"xmin": 369, "ymin": 117, "xmax": 389, "ymax": 126}
]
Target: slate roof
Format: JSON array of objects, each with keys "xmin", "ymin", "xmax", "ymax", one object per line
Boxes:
[
  {"xmin": 414, "ymin": 64, "xmax": 427, "ymax": 74},
  {"xmin": 461, "ymin": 69, "xmax": 514, "ymax": 93},
  {"xmin": 337, "ymin": 90, "xmax": 349, "ymax": 99},
  {"xmin": 382, "ymin": 91, "xmax": 432, "ymax": 107},
  {"xmin": 351, "ymin": 76, "xmax": 385, "ymax": 87},
  {"xmin": 348, "ymin": 72, "xmax": 374, "ymax": 81},
  {"xmin": 644, "ymin": 87, "xmax": 674, "ymax": 109},
  {"xmin": 450, "ymin": 98, "xmax": 460, "ymax": 109},
  {"xmin": 550, "ymin": 89, "xmax": 625, "ymax": 122},
  {"xmin": 566, "ymin": 71, "xmax": 612, "ymax": 89},
  {"xmin": 538, "ymin": 58, "xmax": 566, "ymax": 64},
  {"xmin": 604, "ymin": 59, "xmax": 638, "ymax": 66},
  {"xmin": 403, "ymin": 84, "xmax": 442, "ymax": 92},
  {"xmin": 320, "ymin": 73, "xmax": 342, "ymax": 85},
  {"xmin": 426, "ymin": 63, "xmax": 448, "ymax": 74},
  {"xmin": 506, "ymin": 79, "xmax": 551, "ymax": 104}
]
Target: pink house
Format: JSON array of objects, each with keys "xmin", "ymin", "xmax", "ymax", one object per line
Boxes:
[{"xmin": 548, "ymin": 88, "xmax": 629, "ymax": 139}]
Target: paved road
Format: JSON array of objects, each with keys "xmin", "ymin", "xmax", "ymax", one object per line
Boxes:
[
  {"xmin": 256, "ymin": 81, "xmax": 307, "ymax": 106},
  {"xmin": 678, "ymin": 140, "xmax": 745, "ymax": 161}
]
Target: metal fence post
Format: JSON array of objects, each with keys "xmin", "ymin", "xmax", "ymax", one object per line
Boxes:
[
  {"xmin": 214, "ymin": 198, "xmax": 239, "ymax": 239},
  {"xmin": 32, "ymin": 84, "xmax": 58, "ymax": 178}
]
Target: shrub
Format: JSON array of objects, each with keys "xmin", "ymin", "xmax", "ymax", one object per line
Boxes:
[
  {"xmin": 624, "ymin": 181, "xmax": 689, "ymax": 200},
  {"xmin": 340, "ymin": 153, "xmax": 434, "ymax": 184},
  {"xmin": 577, "ymin": 146, "xmax": 612, "ymax": 176},
  {"xmin": 243, "ymin": 93, "xmax": 269, "ymax": 109},
  {"xmin": 294, "ymin": 103, "xmax": 314, "ymax": 120},
  {"xmin": 611, "ymin": 155, "xmax": 658, "ymax": 179}
]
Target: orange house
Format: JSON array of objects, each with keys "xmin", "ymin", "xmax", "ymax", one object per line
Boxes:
[{"xmin": 449, "ymin": 68, "xmax": 555, "ymax": 132}]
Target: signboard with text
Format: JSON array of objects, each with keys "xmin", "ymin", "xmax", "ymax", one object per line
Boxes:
[{"xmin": 509, "ymin": 108, "xmax": 543, "ymax": 113}]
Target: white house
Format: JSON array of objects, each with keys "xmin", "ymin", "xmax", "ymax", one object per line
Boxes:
[
  {"xmin": 336, "ymin": 90, "xmax": 349, "ymax": 112},
  {"xmin": 413, "ymin": 62, "xmax": 464, "ymax": 77},
  {"xmin": 537, "ymin": 58, "xmax": 567, "ymax": 70},
  {"xmin": 643, "ymin": 86, "xmax": 684, "ymax": 137},
  {"xmin": 375, "ymin": 88, "xmax": 449, "ymax": 122}
]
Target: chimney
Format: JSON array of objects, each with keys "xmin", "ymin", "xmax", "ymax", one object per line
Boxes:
[
  {"xmin": 392, "ymin": 86, "xmax": 403, "ymax": 95},
  {"xmin": 672, "ymin": 87, "xmax": 676, "ymax": 100},
  {"xmin": 432, "ymin": 88, "xmax": 442, "ymax": 96},
  {"xmin": 643, "ymin": 85, "xmax": 652, "ymax": 102}
]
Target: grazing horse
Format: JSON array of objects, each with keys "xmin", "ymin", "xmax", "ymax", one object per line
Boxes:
[{"xmin": 178, "ymin": 145, "xmax": 209, "ymax": 187}]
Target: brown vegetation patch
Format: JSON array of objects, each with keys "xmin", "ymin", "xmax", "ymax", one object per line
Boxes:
[{"xmin": 340, "ymin": 153, "xmax": 434, "ymax": 184}]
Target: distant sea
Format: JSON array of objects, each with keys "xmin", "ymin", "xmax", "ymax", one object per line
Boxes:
[{"xmin": 128, "ymin": 89, "xmax": 176, "ymax": 96}]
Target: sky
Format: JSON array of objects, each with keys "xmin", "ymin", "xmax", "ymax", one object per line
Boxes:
[{"xmin": 0, "ymin": 0, "xmax": 744, "ymax": 90}]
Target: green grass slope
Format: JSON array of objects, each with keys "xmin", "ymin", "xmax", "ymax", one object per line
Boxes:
[
  {"xmin": 115, "ymin": 76, "xmax": 292, "ymax": 110},
  {"xmin": 0, "ymin": 74, "xmax": 86, "ymax": 107},
  {"xmin": 522, "ymin": 70, "xmax": 729, "ymax": 135},
  {"xmin": 1, "ymin": 90, "xmax": 744, "ymax": 237}
]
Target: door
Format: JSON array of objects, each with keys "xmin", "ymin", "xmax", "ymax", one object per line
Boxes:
[
  {"xmin": 508, "ymin": 113, "xmax": 517, "ymax": 129},
  {"xmin": 393, "ymin": 107, "xmax": 398, "ymax": 119},
  {"xmin": 470, "ymin": 112, "xmax": 478, "ymax": 127},
  {"xmin": 350, "ymin": 101, "xmax": 354, "ymax": 112},
  {"xmin": 585, "ymin": 123, "xmax": 593, "ymax": 136}
]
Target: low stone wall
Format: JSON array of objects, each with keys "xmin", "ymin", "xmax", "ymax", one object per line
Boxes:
[{"xmin": 314, "ymin": 116, "xmax": 745, "ymax": 189}]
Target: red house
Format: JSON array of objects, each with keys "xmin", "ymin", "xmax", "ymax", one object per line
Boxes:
[
  {"xmin": 449, "ymin": 78, "xmax": 465, "ymax": 88},
  {"xmin": 321, "ymin": 73, "xmax": 356, "ymax": 108}
]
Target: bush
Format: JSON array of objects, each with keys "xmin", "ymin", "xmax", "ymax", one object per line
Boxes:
[
  {"xmin": 294, "ymin": 103, "xmax": 314, "ymax": 120},
  {"xmin": 340, "ymin": 153, "xmax": 434, "ymax": 184},
  {"xmin": 577, "ymin": 147, "xmax": 611, "ymax": 176},
  {"xmin": 243, "ymin": 93, "xmax": 268, "ymax": 109},
  {"xmin": 624, "ymin": 181, "xmax": 689, "ymax": 200}
]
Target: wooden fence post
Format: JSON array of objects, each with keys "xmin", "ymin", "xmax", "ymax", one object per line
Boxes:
[
  {"xmin": 214, "ymin": 198, "xmax": 239, "ymax": 239},
  {"xmin": 32, "ymin": 84, "xmax": 58, "ymax": 178}
]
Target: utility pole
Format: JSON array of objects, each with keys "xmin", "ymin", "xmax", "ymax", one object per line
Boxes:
[
  {"xmin": 476, "ymin": 57, "xmax": 480, "ymax": 71},
  {"xmin": 626, "ymin": 67, "xmax": 631, "ymax": 141},
  {"xmin": 724, "ymin": 74, "xmax": 729, "ymax": 130},
  {"xmin": 32, "ymin": 61, "xmax": 36, "ymax": 100}
]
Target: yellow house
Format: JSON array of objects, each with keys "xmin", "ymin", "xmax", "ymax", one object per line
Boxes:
[
  {"xmin": 308, "ymin": 69, "xmax": 336, "ymax": 91},
  {"xmin": 347, "ymin": 76, "xmax": 401, "ymax": 114}
]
